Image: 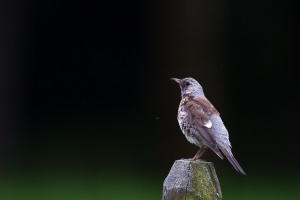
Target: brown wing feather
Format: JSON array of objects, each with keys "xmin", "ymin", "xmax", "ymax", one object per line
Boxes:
[
  {"xmin": 191, "ymin": 97, "xmax": 220, "ymax": 115},
  {"xmin": 184, "ymin": 100, "xmax": 224, "ymax": 159},
  {"xmin": 186, "ymin": 98, "xmax": 245, "ymax": 174}
]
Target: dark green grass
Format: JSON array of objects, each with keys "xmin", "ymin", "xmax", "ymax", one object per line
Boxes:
[{"xmin": 0, "ymin": 170, "xmax": 299, "ymax": 200}]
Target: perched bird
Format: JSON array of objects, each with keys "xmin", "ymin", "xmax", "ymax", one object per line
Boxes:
[{"xmin": 171, "ymin": 77, "xmax": 246, "ymax": 175}]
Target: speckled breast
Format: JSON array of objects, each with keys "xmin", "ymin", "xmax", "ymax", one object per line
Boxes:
[{"xmin": 177, "ymin": 98, "xmax": 204, "ymax": 147}]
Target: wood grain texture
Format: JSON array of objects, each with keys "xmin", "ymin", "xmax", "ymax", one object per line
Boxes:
[{"xmin": 162, "ymin": 159, "xmax": 222, "ymax": 200}]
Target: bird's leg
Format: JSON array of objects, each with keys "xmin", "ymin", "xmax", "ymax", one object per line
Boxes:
[{"xmin": 193, "ymin": 148, "xmax": 207, "ymax": 160}]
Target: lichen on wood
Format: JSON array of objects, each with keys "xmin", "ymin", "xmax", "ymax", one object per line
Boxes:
[{"xmin": 162, "ymin": 159, "xmax": 222, "ymax": 200}]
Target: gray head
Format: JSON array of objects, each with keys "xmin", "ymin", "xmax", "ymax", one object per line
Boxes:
[{"xmin": 171, "ymin": 77, "xmax": 205, "ymax": 98}]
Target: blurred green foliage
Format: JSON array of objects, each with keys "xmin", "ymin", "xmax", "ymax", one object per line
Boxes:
[{"xmin": 0, "ymin": 169, "xmax": 299, "ymax": 200}]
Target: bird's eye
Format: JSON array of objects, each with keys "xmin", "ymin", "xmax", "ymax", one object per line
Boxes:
[{"xmin": 185, "ymin": 82, "xmax": 191, "ymax": 86}]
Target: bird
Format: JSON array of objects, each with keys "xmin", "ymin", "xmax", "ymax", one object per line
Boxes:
[{"xmin": 171, "ymin": 77, "xmax": 246, "ymax": 175}]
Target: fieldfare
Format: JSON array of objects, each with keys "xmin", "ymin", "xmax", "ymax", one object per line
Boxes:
[{"xmin": 171, "ymin": 77, "xmax": 246, "ymax": 175}]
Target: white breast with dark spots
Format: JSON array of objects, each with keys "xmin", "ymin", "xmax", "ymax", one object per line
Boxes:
[{"xmin": 177, "ymin": 102, "xmax": 204, "ymax": 147}]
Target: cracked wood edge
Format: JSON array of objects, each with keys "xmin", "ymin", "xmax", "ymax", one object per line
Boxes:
[{"xmin": 162, "ymin": 159, "xmax": 222, "ymax": 200}]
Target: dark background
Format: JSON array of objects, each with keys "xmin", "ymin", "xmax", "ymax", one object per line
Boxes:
[{"xmin": 1, "ymin": 0, "xmax": 299, "ymax": 199}]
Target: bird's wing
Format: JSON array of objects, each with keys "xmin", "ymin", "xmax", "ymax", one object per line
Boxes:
[{"xmin": 185, "ymin": 98, "xmax": 224, "ymax": 159}]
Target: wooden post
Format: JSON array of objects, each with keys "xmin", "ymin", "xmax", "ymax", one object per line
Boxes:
[{"xmin": 162, "ymin": 159, "xmax": 222, "ymax": 200}]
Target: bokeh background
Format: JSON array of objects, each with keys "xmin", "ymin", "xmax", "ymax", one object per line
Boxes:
[{"xmin": 1, "ymin": 0, "xmax": 299, "ymax": 199}]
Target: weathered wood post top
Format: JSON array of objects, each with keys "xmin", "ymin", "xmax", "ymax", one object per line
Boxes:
[{"xmin": 162, "ymin": 159, "xmax": 222, "ymax": 200}]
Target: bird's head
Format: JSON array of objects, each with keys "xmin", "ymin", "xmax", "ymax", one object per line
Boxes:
[{"xmin": 171, "ymin": 77, "xmax": 205, "ymax": 98}]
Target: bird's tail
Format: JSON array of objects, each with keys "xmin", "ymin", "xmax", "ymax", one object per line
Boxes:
[{"xmin": 221, "ymin": 148, "xmax": 246, "ymax": 175}]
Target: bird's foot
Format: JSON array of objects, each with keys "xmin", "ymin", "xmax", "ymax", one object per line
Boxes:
[
  {"xmin": 181, "ymin": 158, "xmax": 203, "ymax": 161},
  {"xmin": 192, "ymin": 156, "xmax": 206, "ymax": 162},
  {"xmin": 180, "ymin": 158, "xmax": 194, "ymax": 161},
  {"xmin": 193, "ymin": 155, "xmax": 199, "ymax": 160},
  {"xmin": 181, "ymin": 157, "xmax": 206, "ymax": 162}
]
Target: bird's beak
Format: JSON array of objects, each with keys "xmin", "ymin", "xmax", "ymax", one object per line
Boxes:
[{"xmin": 171, "ymin": 78, "xmax": 181, "ymax": 84}]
